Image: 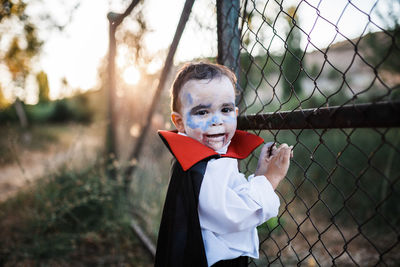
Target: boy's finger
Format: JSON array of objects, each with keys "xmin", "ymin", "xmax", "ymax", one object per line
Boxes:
[
  {"xmin": 259, "ymin": 142, "xmax": 274, "ymax": 159},
  {"xmin": 279, "ymin": 144, "xmax": 293, "ymax": 159},
  {"xmin": 264, "ymin": 142, "xmax": 275, "ymax": 157},
  {"xmin": 270, "ymin": 145, "xmax": 278, "ymax": 156},
  {"xmin": 259, "ymin": 145, "xmax": 268, "ymax": 157},
  {"xmin": 264, "ymin": 142, "xmax": 275, "ymax": 150},
  {"xmin": 275, "ymin": 146, "xmax": 286, "ymax": 162},
  {"xmin": 271, "ymin": 143, "xmax": 292, "ymax": 162},
  {"xmin": 274, "ymin": 146, "xmax": 289, "ymax": 160},
  {"xmin": 278, "ymin": 143, "xmax": 288, "ymax": 149},
  {"xmin": 282, "ymin": 147, "xmax": 291, "ymax": 162}
]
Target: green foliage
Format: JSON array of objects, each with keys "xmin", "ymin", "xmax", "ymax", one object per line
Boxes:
[
  {"xmin": 4, "ymin": 27, "xmax": 42, "ymax": 82},
  {"xmin": 26, "ymin": 101, "xmax": 55, "ymax": 122},
  {"xmin": 266, "ymin": 217, "xmax": 279, "ymax": 229},
  {"xmin": 281, "ymin": 8, "xmax": 305, "ymax": 102},
  {"xmin": 364, "ymin": 29, "xmax": 400, "ymax": 73},
  {"xmin": 0, "ymin": 94, "xmax": 94, "ymax": 124},
  {"xmin": 363, "ymin": 0, "xmax": 400, "ymax": 74},
  {"xmin": 36, "ymin": 71, "xmax": 50, "ymax": 103},
  {"xmin": 257, "ymin": 217, "xmax": 286, "ymax": 238},
  {"xmin": 0, "ymin": 161, "xmax": 152, "ymax": 265},
  {"xmin": 43, "ymin": 96, "xmax": 92, "ymax": 123},
  {"xmin": 0, "ymin": 104, "xmax": 18, "ymax": 123},
  {"xmin": 240, "ymin": 53, "xmax": 281, "ymax": 90},
  {"xmin": 239, "ymin": 4, "xmax": 306, "ymax": 106},
  {"xmin": 0, "ymin": 0, "xmax": 26, "ymax": 22},
  {"xmin": 1, "ymin": 0, "xmax": 43, "ymax": 117},
  {"xmin": 0, "ymin": 86, "xmax": 10, "ymax": 110},
  {"xmin": 237, "ymin": 3, "xmax": 400, "ymax": 237},
  {"xmin": 243, "ymin": 126, "xmax": 400, "ymax": 233},
  {"xmin": 327, "ymin": 68, "xmax": 341, "ymax": 80}
]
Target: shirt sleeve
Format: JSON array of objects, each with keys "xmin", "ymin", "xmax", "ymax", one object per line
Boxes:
[{"xmin": 198, "ymin": 158, "xmax": 280, "ymax": 235}]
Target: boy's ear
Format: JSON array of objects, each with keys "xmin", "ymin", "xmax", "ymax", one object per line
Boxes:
[
  {"xmin": 235, "ymin": 107, "xmax": 239, "ymax": 117},
  {"xmin": 171, "ymin": 112, "xmax": 185, "ymax": 133}
]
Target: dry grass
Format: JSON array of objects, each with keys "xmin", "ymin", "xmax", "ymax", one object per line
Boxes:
[{"xmin": 0, "ymin": 160, "xmax": 153, "ymax": 266}]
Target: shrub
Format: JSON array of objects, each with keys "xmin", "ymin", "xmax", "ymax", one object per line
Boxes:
[
  {"xmin": 0, "ymin": 93, "xmax": 94, "ymax": 125},
  {"xmin": 0, "ymin": 161, "xmax": 152, "ymax": 266}
]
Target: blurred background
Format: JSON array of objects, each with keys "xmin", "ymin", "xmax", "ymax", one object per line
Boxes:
[{"xmin": 0, "ymin": 0, "xmax": 399, "ymax": 266}]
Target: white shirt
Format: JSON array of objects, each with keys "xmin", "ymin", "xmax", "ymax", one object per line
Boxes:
[
  {"xmin": 177, "ymin": 132, "xmax": 280, "ymax": 266},
  {"xmin": 198, "ymin": 155, "xmax": 280, "ymax": 266}
]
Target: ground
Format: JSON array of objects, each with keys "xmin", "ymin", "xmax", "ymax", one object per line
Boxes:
[
  {"xmin": 0, "ymin": 123, "xmax": 104, "ymax": 202},
  {"xmin": 0, "ymin": 122, "xmax": 154, "ymax": 266}
]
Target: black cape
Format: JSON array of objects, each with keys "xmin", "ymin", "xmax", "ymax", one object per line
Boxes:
[{"xmin": 155, "ymin": 130, "xmax": 263, "ymax": 267}]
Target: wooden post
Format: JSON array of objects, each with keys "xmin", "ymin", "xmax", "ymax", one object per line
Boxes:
[
  {"xmin": 124, "ymin": 0, "xmax": 195, "ymax": 188},
  {"xmin": 106, "ymin": 18, "xmax": 117, "ymax": 177},
  {"xmin": 105, "ymin": 0, "xmax": 141, "ymax": 178}
]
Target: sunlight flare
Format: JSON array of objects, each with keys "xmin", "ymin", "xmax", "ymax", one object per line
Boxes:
[{"xmin": 123, "ymin": 66, "xmax": 141, "ymax": 85}]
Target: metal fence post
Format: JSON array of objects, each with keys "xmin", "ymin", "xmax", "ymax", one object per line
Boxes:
[{"xmin": 216, "ymin": 0, "xmax": 241, "ymax": 102}]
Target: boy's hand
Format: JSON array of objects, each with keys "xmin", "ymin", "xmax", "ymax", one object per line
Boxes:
[{"xmin": 255, "ymin": 142, "xmax": 293, "ymax": 190}]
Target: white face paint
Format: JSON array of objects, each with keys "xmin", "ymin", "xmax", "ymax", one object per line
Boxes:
[{"xmin": 178, "ymin": 76, "xmax": 237, "ymax": 151}]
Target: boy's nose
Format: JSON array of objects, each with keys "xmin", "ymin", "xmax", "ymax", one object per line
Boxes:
[{"xmin": 211, "ymin": 115, "xmax": 223, "ymax": 126}]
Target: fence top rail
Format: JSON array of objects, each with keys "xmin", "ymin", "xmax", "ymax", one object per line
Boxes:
[{"xmin": 237, "ymin": 101, "xmax": 400, "ymax": 130}]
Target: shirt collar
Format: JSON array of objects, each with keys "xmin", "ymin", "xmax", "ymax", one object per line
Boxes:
[{"xmin": 158, "ymin": 130, "xmax": 264, "ymax": 171}]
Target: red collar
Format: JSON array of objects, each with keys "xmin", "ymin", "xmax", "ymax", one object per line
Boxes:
[{"xmin": 158, "ymin": 130, "xmax": 264, "ymax": 171}]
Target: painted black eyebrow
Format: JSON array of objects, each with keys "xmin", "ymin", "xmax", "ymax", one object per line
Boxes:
[
  {"xmin": 221, "ymin": 102, "xmax": 235, "ymax": 108},
  {"xmin": 190, "ymin": 104, "xmax": 212, "ymax": 114}
]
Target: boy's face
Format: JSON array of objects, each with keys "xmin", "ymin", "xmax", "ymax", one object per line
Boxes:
[{"xmin": 172, "ymin": 76, "xmax": 238, "ymax": 151}]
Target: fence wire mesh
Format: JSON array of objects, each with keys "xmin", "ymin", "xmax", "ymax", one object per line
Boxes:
[
  {"xmin": 97, "ymin": 0, "xmax": 400, "ymax": 266},
  {"xmin": 124, "ymin": 0, "xmax": 220, "ymax": 244},
  {"xmin": 122, "ymin": 0, "xmax": 400, "ymax": 266},
  {"xmin": 1, "ymin": 0, "xmax": 397, "ymax": 265},
  {"xmin": 232, "ymin": 0, "xmax": 400, "ymax": 266}
]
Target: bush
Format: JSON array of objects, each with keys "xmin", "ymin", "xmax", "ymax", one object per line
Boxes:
[
  {"xmin": 0, "ymin": 161, "xmax": 152, "ymax": 266},
  {"xmin": 0, "ymin": 93, "xmax": 94, "ymax": 125},
  {"xmin": 0, "ymin": 105, "xmax": 18, "ymax": 123},
  {"xmin": 25, "ymin": 102, "xmax": 55, "ymax": 122}
]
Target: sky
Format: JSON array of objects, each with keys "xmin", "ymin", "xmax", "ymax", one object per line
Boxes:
[
  {"xmin": 36, "ymin": 0, "xmax": 199, "ymax": 100},
  {"xmin": 1, "ymin": 0, "xmax": 396, "ymax": 103}
]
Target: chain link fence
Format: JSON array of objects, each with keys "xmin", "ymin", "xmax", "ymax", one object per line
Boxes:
[
  {"xmin": 127, "ymin": 0, "xmax": 400, "ymax": 266},
  {"xmin": 1, "ymin": 0, "xmax": 398, "ymax": 265},
  {"xmin": 233, "ymin": 0, "xmax": 400, "ymax": 265},
  {"xmin": 54, "ymin": 0, "xmax": 400, "ymax": 266}
]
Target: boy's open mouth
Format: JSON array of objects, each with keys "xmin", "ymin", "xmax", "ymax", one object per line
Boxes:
[
  {"xmin": 203, "ymin": 133, "xmax": 227, "ymax": 150},
  {"xmin": 206, "ymin": 133, "xmax": 225, "ymax": 138}
]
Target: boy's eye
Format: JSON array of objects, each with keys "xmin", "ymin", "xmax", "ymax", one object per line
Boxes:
[
  {"xmin": 195, "ymin": 110, "xmax": 208, "ymax": 116},
  {"xmin": 221, "ymin": 107, "xmax": 234, "ymax": 113}
]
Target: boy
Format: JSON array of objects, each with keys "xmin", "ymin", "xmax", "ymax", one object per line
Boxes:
[{"xmin": 155, "ymin": 62, "xmax": 292, "ymax": 267}]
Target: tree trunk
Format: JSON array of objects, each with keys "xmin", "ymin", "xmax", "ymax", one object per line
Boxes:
[{"xmin": 14, "ymin": 98, "xmax": 31, "ymax": 143}]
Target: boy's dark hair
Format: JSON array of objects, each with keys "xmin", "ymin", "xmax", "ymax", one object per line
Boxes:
[{"xmin": 171, "ymin": 62, "xmax": 237, "ymax": 113}]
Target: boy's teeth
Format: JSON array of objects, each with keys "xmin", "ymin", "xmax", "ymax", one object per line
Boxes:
[{"xmin": 207, "ymin": 133, "xmax": 224, "ymax": 138}]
